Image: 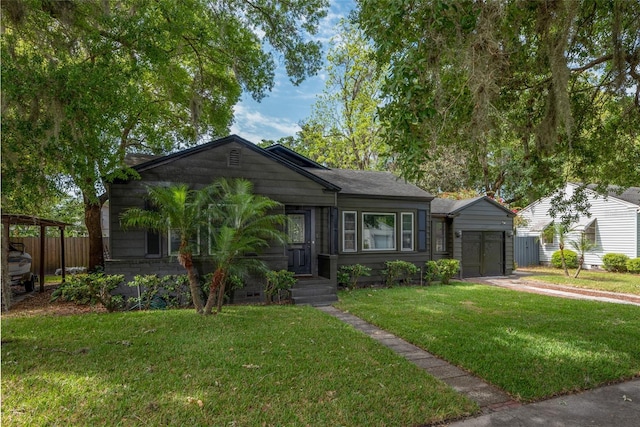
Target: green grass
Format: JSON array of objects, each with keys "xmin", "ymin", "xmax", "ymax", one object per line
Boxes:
[
  {"xmin": 1, "ymin": 306, "xmax": 476, "ymax": 426},
  {"xmin": 519, "ymin": 267, "xmax": 640, "ymax": 295},
  {"xmin": 336, "ymin": 284, "xmax": 640, "ymax": 402}
]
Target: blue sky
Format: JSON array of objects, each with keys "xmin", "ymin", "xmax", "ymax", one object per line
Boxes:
[{"xmin": 230, "ymin": 0, "xmax": 356, "ymax": 144}]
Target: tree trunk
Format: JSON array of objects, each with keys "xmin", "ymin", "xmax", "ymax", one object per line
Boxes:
[
  {"xmin": 574, "ymin": 256, "xmax": 584, "ymax": 278},
  {"xmin": 559, "ymin": 245, "xmax": 569, "ymax": 276},
  {"xmin": 216, "ymin": 278, "xmax": 226, "ymax": 314},
  {"xmin": 178, "ymin": 252, "xmax": 204, "ymax": 313},
  {"xmin": 204, "ymin": 268, "xmax": 225, "ymax": 315},
  {"xmin": 84, "ymin": 197, "xmax": 104, "ymax": 272}
]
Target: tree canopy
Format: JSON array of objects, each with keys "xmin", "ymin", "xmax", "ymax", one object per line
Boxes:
[
  {"xmin": 356, "ymin": 0, "xmax": 640, "ymax": 207},
  {"xmin": 1, "ymin": 0, "xmax": 328, "ymax": 269}
]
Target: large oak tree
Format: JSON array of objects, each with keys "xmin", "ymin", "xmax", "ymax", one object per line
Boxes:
[
  {"xmin": 356, "ymin": 0, "xmax": 640, "ymax": 208},
  {"xmin": 2, "ymin": 0, "xmax": 327, "ymax": 269}
]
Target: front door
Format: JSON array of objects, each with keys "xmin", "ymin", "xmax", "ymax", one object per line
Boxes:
[{"xmin": 286, "ymin": 209, "xmax": 312, "ymax": 275}]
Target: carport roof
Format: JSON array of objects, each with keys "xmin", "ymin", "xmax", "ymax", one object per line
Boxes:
[{"xmin": 2, "ymin": 214, "xmax": 69, "ymax": 228}]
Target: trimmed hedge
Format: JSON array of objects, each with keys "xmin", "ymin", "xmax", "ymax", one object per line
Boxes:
[
  {"xmin": 626, "ymin": 258, "xmax": 640, "ymax": 274},
  {"xmin": 551, "ymin": 249, "xmax": 578, "ymax": 269},
  {"xmin": 603, "ymin": 253, "xmax": 629, "ymax": 272}
]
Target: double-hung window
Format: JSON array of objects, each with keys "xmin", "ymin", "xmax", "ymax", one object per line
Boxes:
[
  {"xmin": 401, "ymin": 213, "xmax": 414, "ymax": 251},
  {"xmin": 342, "ymin": 211, "xmax": 357, "ymax": 252}
]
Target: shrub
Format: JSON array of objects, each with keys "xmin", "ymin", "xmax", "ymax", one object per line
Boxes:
[
  {"xmin": 264, "ymin": 270, "xmax": 296, "ymax": 304},
  {"xmin": 127, "ymin": 275, "xmax": 192, "ymax": 310},
  {"xmin": 603, "ymin": 253, "xmax": 629, "ymax": 272},
  {"xmin": 437, "ymin": 259, "xmax": 460, "ymax": 285},
  {"xmin": 627, "ymin": 258, "xmax": 640, "ymax": 274},
  {"xmin": 551, "ymin": 249, "xmax": 578, "ymax": 269},
  {"xmin": 338, "ymin": 264, "xmax": 372, "ymax": 290},
  {"xmin": 52, "ymin": 273, "xmax": 125, "ymax": 312},
  {"xmin": 383, "ymin": 260, "xmax": 419, "ymax": 287},
  {"xmin": 424, "ymin": 261, "xmax": 439, "ymax": 285}
]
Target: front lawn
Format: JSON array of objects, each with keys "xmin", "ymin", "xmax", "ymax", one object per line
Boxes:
[
  {"xmin": 336, "ymin": 283, "xmax": 640, "ymax": 402},
  {"xmin": 1, "ymin": 306, "xmax": 476, "ymax": 426},
  {"xmin": 519, "ymin": 267, "xmax": 640, "ymax": 295}
]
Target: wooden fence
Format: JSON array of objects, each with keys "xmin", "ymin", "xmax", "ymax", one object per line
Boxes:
[{"xmin": 9, "ymin": 237, "xmax": 92, "ymax": 275}]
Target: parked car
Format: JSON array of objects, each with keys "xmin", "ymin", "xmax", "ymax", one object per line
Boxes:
[{"xmin": 8, "ymin": 242, "xmax": 35, "ymax": 292}]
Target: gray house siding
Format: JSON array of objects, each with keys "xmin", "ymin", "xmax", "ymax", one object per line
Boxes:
[{"xmin": 335, "ymin": 195, "xmax": 431, "ymax": 283}]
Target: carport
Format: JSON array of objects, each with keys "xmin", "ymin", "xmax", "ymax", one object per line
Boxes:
[{"xmin": 2, "ymin": 214, "xmax": 70, "ymax": 311}]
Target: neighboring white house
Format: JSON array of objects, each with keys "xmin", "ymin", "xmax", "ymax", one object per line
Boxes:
[{"xmin": 517, "ymin": 183, "xmax": 640, "ymax": 268}]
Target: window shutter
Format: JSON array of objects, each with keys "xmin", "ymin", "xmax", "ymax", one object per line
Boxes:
[{"xmin": 418, "ymin": 209, "xmax": 427, "ymax": 252}]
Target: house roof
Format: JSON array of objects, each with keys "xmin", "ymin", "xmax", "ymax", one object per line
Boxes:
[
  {"xmin": 431, "ymin": 196, "xmax": 516, "ymax": 216},
  {"xmin": 128, "ymin": 135, "xmax": 341, "ymax": 192},
  {"xmin": 124, "ymin": 135, "xmax": 432, "ymax": 201},
  {"xmin": 586, "ymin": 184, "xmax": 640, "ymax": 206},
  {"xmin": 124, "ymin": 153, "xmax": 160, "ymax": 167},
  {"xmin": 304, "ymin": 168, "xmax": 433, "ymax": 200}
]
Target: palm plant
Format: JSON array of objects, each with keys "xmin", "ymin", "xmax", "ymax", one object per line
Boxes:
[
  {"xmin": 554, "ymin": 223, "xmax": 572, "ymax": 277},
  {"xmin": 570, "ymin": 233, "xmax": 597, "ymax": 278},
  {"xmin": 204, "ymin": 178, "xmax": 287, "ymax": 315},
  {"xmin": 120, "ymin": 184, "xmax": 209, "ymax": 313}
]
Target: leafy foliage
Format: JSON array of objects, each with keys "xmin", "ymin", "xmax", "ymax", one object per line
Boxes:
[
  {"xmin": 626, "ymin": 258, "xmax": 640, "ymax": 274},
  {"xmin": 355, "ymin": 0, "xmax": 640, "ymax": 205},
  {"xmin": 337, "ymin": 264, "xmax": 372, "ymax": 290},
  {"xmin": 264, "ymin": 270, "xmax": 296, "ymax": 304},
  {"xmin": 437, "ymin": 259, "xmax": 461, "ymax": 285},
  {"xmin": 602, "ymin": 253, "xmax": 630, "ymax": 273},
  {"xmin": 204, "ymin": 178, "xmax": 287, "ymax": 314},
  {"xmin": 127, "ymin": 274, "xmax": 192, "ymax": 310},
  {"xmin": 51, "ymin": 273, "xmax": 124, "ymax": 312},
  {"xmin": 551, "ymin": 250, "xmax": 578, "ymax": 269},
  {"xmin": 382, "ymin": 260, "xmax": 418, "ymax": 287},
  {"xmin": 2, "ymin": 0, "xmax": 328, "ymax": 269}
]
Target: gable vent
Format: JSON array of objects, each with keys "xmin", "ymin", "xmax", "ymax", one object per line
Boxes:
[{"xmin": 228, "ymin": 148, "xmax": 241, "ymax": 167}]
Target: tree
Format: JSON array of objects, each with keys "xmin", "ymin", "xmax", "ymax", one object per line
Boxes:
[
  {"xmin": 570, "ymin": 233, "xmax": 597, "ymax": 279},
  {"xmin": 1, "ymin": 0, "xmax": 328, "ymax": 270},
  {"xmin": 356, "ymin": 0, "xmax": 640, "ymax": 207},
  {"xmin": 120, "ymin": 184, "xmax": 211, "ymax": 313},
  {"xmin": 296, "ymin": 19, "xmax": 388, "ymax": 170},
  {"xmin": 204, "ymin": 178, "xmax": 287, "ymax": 315},
  {"xmin": 554, "ymin": 223, "xmax": 572, "ymax": 277}
]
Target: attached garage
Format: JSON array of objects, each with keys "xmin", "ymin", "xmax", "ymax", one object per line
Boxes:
[{"xmin": 431, "ymin": 197, "xmax": 515, "ymax": 278}]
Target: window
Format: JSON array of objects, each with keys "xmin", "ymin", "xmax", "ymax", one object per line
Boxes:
[
  {"xmin": 342, "ymin": 211, "xmax": 357, "ymax": 252},
  {"xmin": 169, "ymin": 229, "xmax": 200, "ymax": 256},
  {"xmin": 401, "ymin": 213, "xmax": 414, "ymax": 251},
  {"xmin": 584, "ymin": 221, "xmax": 596, "ymax": 245},
  {"xmin": 433, "ymin": 221, "xmax": 447, "ymax": 252},
  {"xmin": 146, "ymin": 230, "xmax": 161, "ymax": 257},
  {"xmin": 362, "ymin": 213, "xmax": 396, "ymax": 251},
  {"xmin": 541, "ymin": 223, "xmax": 555, "ymax": 245}
]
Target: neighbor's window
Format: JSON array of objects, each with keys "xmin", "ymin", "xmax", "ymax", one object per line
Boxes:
[
  {"xmin": 342, "ymin": 211, "xmax": 357, "ymax": 252},
  {"xmin": 362, "ymin": 213, "xmax": 396, "ymax": 251},
  {"xmin": 169, "ymin": 229, "xmax": 200, "ymax": 256},
  {"xmin": 584, "ymin": 221, "xmax": 597, "ymax": 245},
  {"xmin": 401, "ymin": 213, "xmax": 414, "ymax": 251},
  {"xmin": 434, "ymin": 221, "xmax": 447, "ymax": 252},
  {"xmin": 541, "ymin": 223, "xmax": 555, "ymax": 245}
]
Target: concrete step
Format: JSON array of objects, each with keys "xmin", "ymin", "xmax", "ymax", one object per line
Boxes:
[
  {"xmin": 293, "ymin": 294, "xmax": 339, "ymax": 306},
  {"xmin": 290, "ymin": 285, "xmax": 336, "ymax": 298}
]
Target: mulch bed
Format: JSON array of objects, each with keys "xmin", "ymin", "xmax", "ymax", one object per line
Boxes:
[{"xmin": 3, "ymin": 284, "xmax": 107, "ymax": 317}]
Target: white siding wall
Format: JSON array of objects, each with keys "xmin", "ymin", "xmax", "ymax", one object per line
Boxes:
[{"xmin": 517, "ymin": 184, "xmax": 639, "ymax": 267}]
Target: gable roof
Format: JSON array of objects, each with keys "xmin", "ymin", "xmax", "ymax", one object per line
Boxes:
[
  {"xmin": 431, "ymin": 196, "xmax": 515, "ymax": 216},
  {"xmin": 124, "ymin": 135, "xmax": 433, "ymax": 201},
  {"xmin": 264, "ymin": 144, "xmax": 328, "ymax": 169},
  {"xmin": 304, "ymin": 168, "xmax": 433, "ymax": 200},
  {"xmin": 586, "ymin": 184, "xmax": 640, "ymax": 207},
  {"xmin": 127, "ymin": 135, "xmax": 341, "ymax": 192}
]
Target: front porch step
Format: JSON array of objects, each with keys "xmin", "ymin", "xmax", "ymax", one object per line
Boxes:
[{"xmin": 291, "ymin": 278, "xmax": 337, "ymax": 306}]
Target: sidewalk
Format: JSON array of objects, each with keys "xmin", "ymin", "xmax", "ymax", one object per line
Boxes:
[
  {"xmin": 317, "ymin": 305, "xmax": 640, "ymax": 426},
  {"xmin": 449, "ymin": 378, "xmax": 640, "ymax": 426}
]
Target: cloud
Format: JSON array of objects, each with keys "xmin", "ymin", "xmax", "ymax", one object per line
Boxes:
[{"xmin": 231, "ymin": 104, "xmax": 301, "ymax": 143}]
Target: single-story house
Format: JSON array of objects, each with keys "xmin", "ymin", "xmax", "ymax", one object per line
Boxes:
[
  {"xmin": 105, "ymin": 135, "xmax": 514, "ymax": 304},
  {"xmin": 516, "ymin": 183, "xmax": 640, "ymax": 268},
  {"xmin": 430, "ymin": 197, "xmax": 515, "ymax": 277}
]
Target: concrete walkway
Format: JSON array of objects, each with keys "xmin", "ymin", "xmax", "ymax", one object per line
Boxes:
[
  {"xmin": 467, "ymin": 274, "xmax": 640, "ymax": 307},
  {"xmin": 316, "ymin": 305, "xmax": 520, "ymax": 414}
]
